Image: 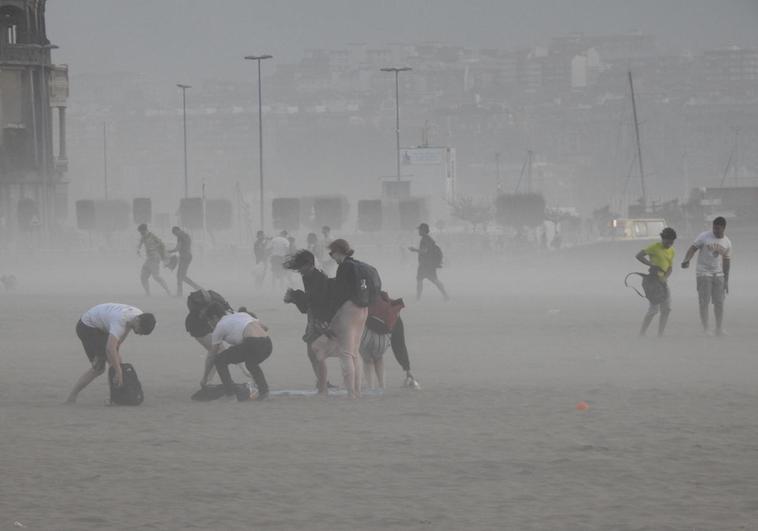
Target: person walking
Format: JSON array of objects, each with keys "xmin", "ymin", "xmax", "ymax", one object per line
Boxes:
[
  {"xmin": 635, "ymin": 227, "xmax": 676, "ymax": 337},
  {"xmin": 169, "ymin": 226, "xmax": 202, "ymax": 297},
  {"xmin": 681, "ymin": 217, "xmax": 732, "ymax": 336},
  {"xmin": 409, "ymin": 223, "xmax": 449, "ymax": 301},
  {"xmin": 137, "ymin": 224, "xmax": 171, "ymax": 296},
  {"xmin": 269, "ymin": 231, "xmax": 291, "ymax": 288}
]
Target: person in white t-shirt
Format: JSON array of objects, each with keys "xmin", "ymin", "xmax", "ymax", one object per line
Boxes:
[
  {"xmin": 66, "ymin": 303, "xmax": 156, "ymax": 403},
  {"xmin": 681, "ymin": 217, "xmax": 732, "ymax": 336},
  {"xmin": 269, "ymin": 231, "xmax": 291, "ymax": 287},
  {"xmin": 201, "ymin": 304, "xmax": 272, "ymax": 400}
]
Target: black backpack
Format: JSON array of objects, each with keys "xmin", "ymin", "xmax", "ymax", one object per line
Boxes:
[
  {"xmin": 429, "ymin": 240, "xmax": 444, "ymax": 268},
  {"xmin": 186, "ymin": 289, "xmax": 232, "ymax": 314},
  {"xmin": 351, "ymin": 259, "xmax": 382, "ymax": 308},
  {"xmin": 109, "ymin": 363, "xmax": 144, "ymax": 406}
]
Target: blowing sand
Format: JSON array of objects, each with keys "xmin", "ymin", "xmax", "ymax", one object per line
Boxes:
[{"xmin": 1, "ymin": 251, "xmax": 757, "ymax": 531}]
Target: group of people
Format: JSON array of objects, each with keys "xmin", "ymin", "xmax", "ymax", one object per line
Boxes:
[
  {"xmin": 137, "ymin": 223, "xmax": 201, "ymax": 297},
  {"xmin": 635, "ymin": 217, "xmax": 732, "ymax": 337},
  {"xmin": 67, "ymin": 224, "xmax": 446, "ymax": 403}
]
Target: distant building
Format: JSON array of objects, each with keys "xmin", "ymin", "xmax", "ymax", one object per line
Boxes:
[
  {"xmin": 0, "ymin": 0, "xmax": 68, "ymax": 236},
  {"xmin": 702, "ymin": 46, "xmax": 758, "ymax": 95}
]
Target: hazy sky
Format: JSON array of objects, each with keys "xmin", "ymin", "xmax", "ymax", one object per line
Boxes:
[{"xmin": 48, "ymin": 0, "xmax": 758, "ymax": 81}]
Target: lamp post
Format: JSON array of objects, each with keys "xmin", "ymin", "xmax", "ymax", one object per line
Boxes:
[
  {"xmin": 177, "ymin": 84, "xmax": 191, "ymax": 198},
  {"xmin": 380, "ymin": 67, "xmax": 412, "ymax": 180},
  {"xmin": 103, "ymin": 122, "xmax": 108, "ymax": 200},
  {"xmin": 244, "ymin": 54, "xmax": 273, "ymax": 231}
]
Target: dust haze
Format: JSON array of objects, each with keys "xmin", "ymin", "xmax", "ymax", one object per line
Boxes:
[{"xmin": 1, "ymin": 1, "xmax": 758, "ymax": 530}]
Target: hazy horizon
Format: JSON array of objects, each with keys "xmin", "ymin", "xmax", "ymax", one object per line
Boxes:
[{"xmin": 50, "ymin": 0, "xmax": 758, "ymax": 81}]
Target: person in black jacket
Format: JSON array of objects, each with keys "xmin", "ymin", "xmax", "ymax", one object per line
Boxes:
[{"xmin": 283, "ymin": 250, "xmax": 335, "ymax": 385}]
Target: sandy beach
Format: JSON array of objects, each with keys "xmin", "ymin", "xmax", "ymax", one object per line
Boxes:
[{"xmin": 1, "ymin": 249, "xmax": 757, "ymax": 530}]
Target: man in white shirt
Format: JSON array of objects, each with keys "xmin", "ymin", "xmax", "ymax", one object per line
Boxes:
[
  {"xmin": 681, "ymin": 217, "xmax": 732, "ymax": 336},
  {"xmin": 66, "ymin": 303, "xmax": 156, "ymax": 403},
  {"xmin": 269, "ymin": 230, "xmax": 291, "ymax": 287},
  {"xmin": 201, "ymin": 304, "xmax": 272, "ymax": 400}
]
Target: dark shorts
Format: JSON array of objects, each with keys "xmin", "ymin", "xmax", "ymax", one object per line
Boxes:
[
  {"xmin": 76, "ymin": 320, "xmax": 108, "ymax": 369},
  {"xmin": 417, "ymin": 265, "xmax": 438, "ymax": 281},
  {"xmin": 185, "ymin": 311, "xmax": 212, "ymax": 338}
]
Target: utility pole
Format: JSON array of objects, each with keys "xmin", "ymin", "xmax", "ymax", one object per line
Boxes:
[
  {"xmin": 381, "ymin": 67, "xmax": 412, "ymax": 180},
  {"xmin": 245, "ymin": 54, "xmax": 273, "ymax": 231},
  {"xmin": 628, "ymin": 71, "xmax": 646, "ymax": 209},
  {"xmin": 177, "ymin": 84, "xmax": 191, "ymax": 198},
  {"xmin": 103, "ymin": 122, "xmax": 108, "ymax": 200},
  {"xmin": 495, "ymin": 152, "xmax": 501, "ymax": 191}
]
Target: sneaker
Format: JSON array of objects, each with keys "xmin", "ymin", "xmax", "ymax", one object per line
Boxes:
[
  {"xmin": 715, "ymin": 329, "xmax": 728, "ymax": 337},
  {"xmin": 404, "ymin": 374, "xmax": 421, "ymax": 390}
]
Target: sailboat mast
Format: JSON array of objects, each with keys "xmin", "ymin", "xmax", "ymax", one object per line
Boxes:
[{"xmin": 628, "ymin": 71, "xmax": 646, "ymax": 209}]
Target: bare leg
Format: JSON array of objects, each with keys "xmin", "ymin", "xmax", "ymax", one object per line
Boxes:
[
  {"xmin": 374, "ymin": 356, "xmax": 385, "ymax": 389},
  {"xmin": 183, "ymin": 275, "xmax": 201, "ymax": 291},
  {"xmin": 152, "ymin": 272, "xmax": 171, "ymax": 295},
  {"xmin": 697, "ymin": 278, "xmax": 711, "ymax": 331},
  {"xmin": 699, "ymin": 299, "xmax": 709, "ymax": 330},
  {"xmin": 339, "ymin": 353, "xmax": 357, "ymax": 398},
  {"xmin": 363, "ymin": 359, "xmax": 373, "ymax": 390},
  {"xmin": 66, "ymin": 365, "xmax": 105, "ymax": 403},
  {"xmin": 307, "ymin": 343, "xmax": 321, "ymax": 386},
  {"xmin": 639, "ymin": 303, "xmax": 658, "ymax": 336},
  {"xmin": 353, "ymin": 354, "xmax": 362, "ymax": 397},
  {"xmin": 316, "ymin": 359, "xmax": 328, "ymax": 395},
  {"xmin": 416, "ymin": 279, "xmax": 423, "ymax": 301},
  {"xmin": 141, "ymin": 264, "xmax": 151, "ymax": 295},
  {"xmin": 431, "ymin": 279, "xmax": 450, "ymax": 301},
  {"xmin": 714, "ymin": 302, "xmax": 724, "ymax": 333},
  {"xmin": 657, "ymin": 298, "xmax": 671, "ymax": 337}
]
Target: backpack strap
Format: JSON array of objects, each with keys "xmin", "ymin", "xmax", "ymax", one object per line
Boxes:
[{"xmin": 624, "ymin": 272, "xmax": 647, "ymax": 299}]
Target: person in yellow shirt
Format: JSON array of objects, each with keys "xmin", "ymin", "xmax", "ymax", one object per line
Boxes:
[{"xmin": 635, "ymin": 227, "xmax": 677, "ymax": 337}]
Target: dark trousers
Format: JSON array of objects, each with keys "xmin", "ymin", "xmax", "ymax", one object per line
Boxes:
[
  {"xmin": 390, "ymin": 317, "xmax": 411, "ymax": 372},
  {"xmin": 215, "ymin": 337, "xmax": 272, "ymax": 396}
]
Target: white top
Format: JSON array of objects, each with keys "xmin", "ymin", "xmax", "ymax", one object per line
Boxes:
[
  {"xmin": 81, "ymin": 303, "xmax": 142, "ymax": 338},
  {"xmin": 694, "ymin": 231, "xmax": 732, "ymax": 276},
  {"xmin": 270, "ymin": 236, "xmax": 291, "ymax": 257},
  {"xmin": 211, "ymin": 312, "xmax": 257, "ymax": 347}
]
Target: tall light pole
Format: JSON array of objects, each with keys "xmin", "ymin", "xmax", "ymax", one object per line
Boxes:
[
  {"xmin": 381, "ymin": 67, "xmax": 412, "ymax": 180},
  {"xmin": 177, "ymin": 84, "xmax": 191, "ymax": 198},
  {"xmin": 103, "ymin": 122, "xmax": 109, "ymax": 200},
  {"xmin": 245, "ymin": 54, "xmax": 273, "ymax": 231}
]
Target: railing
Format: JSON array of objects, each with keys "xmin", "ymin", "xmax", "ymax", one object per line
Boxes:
[{"xmin": 0, "ymin": 44, "xmax": 49, "ymax": 65}]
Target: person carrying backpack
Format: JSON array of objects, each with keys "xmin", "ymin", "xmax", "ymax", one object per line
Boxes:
[
  {"xmin": 409, "ymin": 223, "xmax": 449, "ymax": 301},
  {"xmin": 66, "ymin": 303, "xmax": 156, "ymax": 404},
  {"xmin": 311, "ymin": 239, "xmax": 375, "ymax": 399}
]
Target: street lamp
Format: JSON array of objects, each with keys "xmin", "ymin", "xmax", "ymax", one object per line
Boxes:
[
  {"xmin": 177, "ymin": 84, "xmax": 192, "ymax": 198},
  {"xmin": 380, "ymin": 67, "xmax": 412, "ymax": 180},
  {"xmin": 245, "ymin": 54, "xmax": 273, "ymax": 231}
]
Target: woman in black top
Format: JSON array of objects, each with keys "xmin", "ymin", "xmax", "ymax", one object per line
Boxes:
[{"xmin": 309, "ymin": 239, "xmax": 367, "ymax": 398}]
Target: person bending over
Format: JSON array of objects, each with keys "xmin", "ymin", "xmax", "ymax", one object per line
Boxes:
[
  {"xmin": 66, "ymin": 303, "xmax": 156, "ymax": 403},
  {"xmin": 202, "ymin": 303, "xmax": 272, "ymax": 401}
]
